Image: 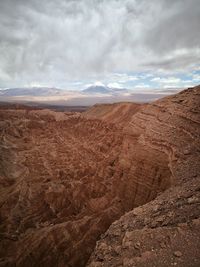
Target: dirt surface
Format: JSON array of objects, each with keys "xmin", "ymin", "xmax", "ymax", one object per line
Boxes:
[{"xmin": 0, "ymin": 86, "xmax": 200, "ymax": 267}]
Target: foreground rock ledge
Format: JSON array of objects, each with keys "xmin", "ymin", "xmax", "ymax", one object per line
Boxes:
[{"xmin": 87, "ymin": 177, "xmax": 200, "ymax": 267}]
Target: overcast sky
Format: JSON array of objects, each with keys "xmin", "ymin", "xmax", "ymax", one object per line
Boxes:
[{"xmin": 0, "ymin": 0, "xmax": 200, "ymax": 90}]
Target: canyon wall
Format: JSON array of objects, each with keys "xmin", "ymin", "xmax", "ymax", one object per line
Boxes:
[
  {"xmin": 0, "ymin": 86, "xmax": 199, "ymax": 267},
  {"xmin": 88, "ymin": 86, "xmax": 200, "ymax": 266}
]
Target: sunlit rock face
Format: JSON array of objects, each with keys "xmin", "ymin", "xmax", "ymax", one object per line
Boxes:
[{"xmin": 0, "ymin": 86, "xmax": 199, "ymax": 267}]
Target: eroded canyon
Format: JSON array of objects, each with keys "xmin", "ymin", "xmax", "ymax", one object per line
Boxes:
[{"xmin": 0, "ymin": 86, "xmax": 200, "ymax": 267}]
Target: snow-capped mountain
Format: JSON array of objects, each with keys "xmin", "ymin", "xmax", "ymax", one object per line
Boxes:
[
  {"xmin": 82, "ymin": 85, "xmax": 112, "ymax": 94},
  {"xmin": 82, "ymin": 83, "xmax": 129, "ymax": 95}
]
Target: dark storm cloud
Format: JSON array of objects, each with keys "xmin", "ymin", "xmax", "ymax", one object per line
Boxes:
[
  {"xmin": 0, "ymin": 0, "xmax": 199, "ymax": 88},
  {"xmin": 146, "ymin": 0, "xmax": 200, "ymax": 53}
]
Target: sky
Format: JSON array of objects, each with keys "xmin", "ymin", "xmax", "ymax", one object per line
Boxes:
[{"xmin": 0, "ymin": 0, "xmax": 200, "ymax": 91}]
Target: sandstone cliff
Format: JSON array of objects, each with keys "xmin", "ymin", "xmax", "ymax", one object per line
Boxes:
[
  {"xmin": 0, "ymin": 86, "xmax": 199, "ymax": 267},
  {"xmin": 88, "ymin": 86, "xmax": 200, "ymax": 266}
]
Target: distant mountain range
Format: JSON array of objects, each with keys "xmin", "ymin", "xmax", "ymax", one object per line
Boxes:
[
  {"xmin": 0, "ymin": 87, "xmax": 62, "ymax": 97},
  {"xmin": 82, "ymin": 85, "xmax": 112, "ymax": 94},
  {"xmin": 0, "ymin": 85, "xmax": 129, "ymax": 97},
  {"xmin": 0, "ymin": 84, "xmax": 180, "ymax": 105}
]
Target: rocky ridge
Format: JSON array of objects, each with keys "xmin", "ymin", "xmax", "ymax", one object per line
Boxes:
[
  {"xmin": 83, "ymin": 102, "xmax": 143, "ymax": 126},
  {"xmin": 87, "ymin": 86, "xmax": 200, "ymax": 266}
]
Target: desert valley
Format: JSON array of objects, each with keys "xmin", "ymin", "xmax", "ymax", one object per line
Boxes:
[{"xmin": 0, "ymin": 85, "xmax": 200, "ymax": 267}]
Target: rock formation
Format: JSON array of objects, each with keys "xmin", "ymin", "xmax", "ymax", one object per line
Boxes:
[
  {"xmin": 0, "ymin": 85, "xmax": 199, "ymax": 267},
  {"xmin": 83, "ymin": 102, "xmax": 143, "ymax": 126},
  {"xmin": 88, "ymin": 85, "xmax": 200, "ymax": 266},
  {"xmin": 88, "ymin": 178, "xmax": 200, "ymax": 267}
]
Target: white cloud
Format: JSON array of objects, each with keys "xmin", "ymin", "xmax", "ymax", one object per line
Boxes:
[
  {"xmin": 192, "ymin": 74, "xmax": 200, "ymax": 81},
  {"xmin": 134, "ymin": 83, "xmax": 150, "ymax": 88},
  {"xmin": 106, "ymin": 73, "xmax": 138, "ymax": 84},
  {"xmin": 151, "ymin": 77, "xmax": 161, "ymax": 82},
  {"xmin": 164, "ymin": 77, "xmax": 181, "ymax": 84},
  {"xmin": 150, "ymin": 76, "xmax": 198, "ymax": 89},
  {"xmin": 0, "ymin": 0, "xmax": 200, "ymax": 88},
  {"xmin": 163, "ymin": 84, "xmax": 181, "ymax": 89},
  {"xmin": 107, "ymin": 82, "xmax": 123, "ymax": 89}
]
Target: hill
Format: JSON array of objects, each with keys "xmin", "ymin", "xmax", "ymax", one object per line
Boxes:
[{"xmin": 83, "ymin": 102, "xmax": 144, "ymax": 126}]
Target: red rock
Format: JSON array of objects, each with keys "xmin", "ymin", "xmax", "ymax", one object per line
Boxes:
[{"xmin": 0, "ymin": 85, "xmax": 200, "ymax": 267}]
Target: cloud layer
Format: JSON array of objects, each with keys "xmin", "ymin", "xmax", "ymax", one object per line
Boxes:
[{"xmin": 0, "ymin": 0, "xmax": 200, "ymax": 89}]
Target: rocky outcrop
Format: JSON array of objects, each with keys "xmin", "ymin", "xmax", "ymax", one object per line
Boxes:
[
  {"xmin": 88, "ymin": 85, "xmax": 200, "ymax": 266},
  {"xmin": 87, "ymin": 177, "xmax": 200, "ymax": 267},
  {"xmin": 0, "ymin": 86, "xmax": 199, "ymax": 267},
  {"xmin": 83, "ymin": 102, "xmax": 144, "ymax": 126}
]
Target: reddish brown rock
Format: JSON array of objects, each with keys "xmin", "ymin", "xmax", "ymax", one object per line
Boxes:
[
  {"xmin": 87, "ymin": 86, "xmax": 200, "ymax": 267},
  {"xmin": 0, "ymin": 85, "xmax": 200, "ymax": 267}
]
